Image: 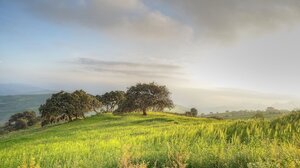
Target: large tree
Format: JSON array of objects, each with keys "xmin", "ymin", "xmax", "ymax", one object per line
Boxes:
[
  {"xmin": 72, "ymin": 90, "xmax": 102, "ymax": 118},
  {"xmin": 97, "ymin": 91, "xmax": 125, "ymax": 112},
  {"xmin": 117, "ymin": 83, "xmax": 174, "ymax": 115},
  {"xmin": 39, "ymin": 91, "xmax": 77, "ymax": 124},
  {"xmin": 39, "ymin": 90, "xmax": 101, "ymax": 126}
]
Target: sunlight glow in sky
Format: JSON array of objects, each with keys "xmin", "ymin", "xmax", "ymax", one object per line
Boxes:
[{"xmin": 2, "ymin": 0, "xmax": 300, "ymax": 112}]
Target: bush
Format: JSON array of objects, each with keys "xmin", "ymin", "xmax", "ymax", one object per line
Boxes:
[
  {"xmin": 185, "ymin": 108, "xmax": 198, "ymax": 117},
  {"xmin": 252, "ymin": 113, "xmax": 264, "ymax": 120},
  {"xmin": 14, "ymin": 119, "xmax": 28, "ymax": 130},
  {"xmin": 3, "ymin": 111, "xmax": 39, "ymax": 132},
  {"xmin": 27, "ymin": 118, "xmax": 38, "ymax": 126}
]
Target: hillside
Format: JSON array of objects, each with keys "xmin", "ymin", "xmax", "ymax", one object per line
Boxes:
[
  {"xmin": 203, "ymin": 110, "xmax": 290, "ymax": 120},
  {"xmin": 0, "ymin": 93, "xmax": 186, "ymax": 125},
  {"xmin": 1, "ymin": 112, "xmax": 300, "ymax": 168},
  {"xmin": 0, "ymin": 94, "xmax": 51, "ymax": 125}
]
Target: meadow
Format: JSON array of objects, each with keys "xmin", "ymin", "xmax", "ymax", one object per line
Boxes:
[{"xmin": 0, "ymin": 112, "xmax": 300, "ymax": 168}]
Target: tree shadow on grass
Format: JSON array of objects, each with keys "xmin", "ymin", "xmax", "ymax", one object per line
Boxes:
[{"xmin": 130, "ymin": 118, "xmax": 174, "ymax": 125}]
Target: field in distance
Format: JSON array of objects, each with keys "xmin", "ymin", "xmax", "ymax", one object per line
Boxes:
[
  {"xmin": 203, "ymin": 109, "xmax": 291, "ymax": 120},
  {"xmin": 0, "ymin": 112, "xmax": 300, "ymax": 168},
  {"xmin": 0, "ymin": 94, "xmax": 51, "ymax": 125}
]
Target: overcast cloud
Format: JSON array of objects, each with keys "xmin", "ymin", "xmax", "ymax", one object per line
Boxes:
[
  {"xmin": 159, "ymin": 0, "xmax": 300, "ymax": 41},
  {"xmin": 18, "ymin": 0, "xmax": 300, "ymax": 42},
  {"xmin": 2, "ymin": 0, "xmax": 300, "ymax": 112},
  {"xmin": 20, "ymin": 0, "xmax": 193, "ymax": 42}
]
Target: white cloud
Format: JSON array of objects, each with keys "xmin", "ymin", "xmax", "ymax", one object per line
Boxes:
[
  {"xmin": 22, "ymin": 0, "xmax": 193, "ymax": 42},
  {"xmin": 72, "ymin": 57, "xmax": 184, "ymax": 79},
  {"xmin": 21, "ymin": 0, "xmax": 300, "ymax": 43},
  {"xmin": 159, "ymin": 0, "xmax": 300, "ymax": 41}
]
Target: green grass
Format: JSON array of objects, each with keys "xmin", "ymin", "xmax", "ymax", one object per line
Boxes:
[{"xmin": 0, "ymin": 112, "xmax": 300, "ymax": 168}]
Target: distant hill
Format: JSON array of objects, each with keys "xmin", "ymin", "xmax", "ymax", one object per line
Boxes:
[
  {"xmin": 0, "ymin": 83, "xmax": 52, "ymax": 96},
  {"xmin": 0, "ymin": 94, "xmax": 51, "ymax": 125},
  {"xmin": 203, "ymin": 109, "xmax": 291, "ymax": 120}
]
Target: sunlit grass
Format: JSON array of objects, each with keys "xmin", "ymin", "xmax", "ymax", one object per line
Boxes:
[{"xmin": 0, "ymin": 112, "xmax": 300, "ymax": 167}]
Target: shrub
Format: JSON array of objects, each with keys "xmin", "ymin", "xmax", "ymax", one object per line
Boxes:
[
  {"xmin": 252, "ymin": 113, "xmax": 264, "ymax": 120},
  {"xmin": 185, "ymin": 108, "xmax": 198, "ymax": 117},
  {"xmin": 14, "ymin": 119, "xmax": 28, "ymax": 130}
]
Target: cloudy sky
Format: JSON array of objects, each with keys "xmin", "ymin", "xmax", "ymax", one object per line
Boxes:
[{"xmin": 2, "ymin": 0, "xmax": 300, "ymax": 112}]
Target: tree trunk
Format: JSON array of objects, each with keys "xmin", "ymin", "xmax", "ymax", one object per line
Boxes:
[
  {"xmin": 142, "ymin": 109, "xmax": 147, "ymax": 116},
  {"xmin": 68, "ymin": 115, "xmax": 73, "ymax": 121}
]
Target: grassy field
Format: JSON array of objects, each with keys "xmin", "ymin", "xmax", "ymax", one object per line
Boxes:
[{"xmin": 0, "ymin": 112, "xmax": 300, "ymax": 168}]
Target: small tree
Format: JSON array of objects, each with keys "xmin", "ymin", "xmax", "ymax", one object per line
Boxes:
[
  {"xmin": 252, "ymin": 112, "xmax": 264, "ymax": 120},
  {"xmin": 117, "ymin": 83, "xmax": 174, "ymax": 115},
  {"xmin": 185, "ymin": 108, "xmax": 198, "ymax": 117},
  {"xmin": 4, "ymin": 111, "xmax": 37, "ymax": 131},
  {"xmin": 14, "ymin": 119, "xmax": 28, "ymax": 130},
  {"xmin": 190, "ymin": 108, "xmax": 198, "ymax": 116}
]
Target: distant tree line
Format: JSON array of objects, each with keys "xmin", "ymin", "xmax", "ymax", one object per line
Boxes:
[
  {"xmin": 203, "ymin": 107, "xmax": 291, "ymax": 120},
  {"xmin": 0, "ymin": 83, "xmax": 174, "ymax": 131}
]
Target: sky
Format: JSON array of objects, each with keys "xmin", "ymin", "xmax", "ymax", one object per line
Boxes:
[{"xmin": 2, "ymin": 0, "xmax": 300, "ymax": 112}]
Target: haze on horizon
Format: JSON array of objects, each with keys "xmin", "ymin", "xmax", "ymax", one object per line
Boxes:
[{"xmin": 2, "ymin": 0, "xmax": 300, "ymax": 112}]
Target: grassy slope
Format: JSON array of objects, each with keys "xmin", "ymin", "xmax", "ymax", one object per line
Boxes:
[{"xmin": 0, "ymin": 112, "xmax": 300, "ymax": 168}]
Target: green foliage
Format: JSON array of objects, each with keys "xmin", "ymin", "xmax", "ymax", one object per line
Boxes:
[
  {"xmin": 97, "ymin": 91, "xmax": 125, "ymax": 112},
  {"xmin": 39, "ymin": 90, "xmax": 101, "ymax": 126},
  {"xmin": 1, "ymin": 112, "xmax": 300, "ymax": 168},
  {"xmin": 186, "ymin": 108, "xmax": 198, "ymax": 117},
  {"xmin": 72, "ymin": 90, "xmax": 102, "ymax": 117},
  {"xmin": 14, "ymin": 119, "xmax": 28, "ymax": 130},
  {"xmin": 191, "ymin": 108, "xmax": 198, "ymax": 114},
  {"xmin": 252, "ymin": 112, "xmax": 265, "ymax": 120},
  {"xmin": 117, "ymin": 83, "xmax": 174, "ymax": 115},
  {"xmin": 3, "ymin": 111, "xmax": 38, "ymax": 131}
]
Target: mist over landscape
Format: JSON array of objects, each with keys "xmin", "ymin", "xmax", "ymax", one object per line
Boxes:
[
  {"xmin": 2, "ymin": 1, "xmax": 300, "ymax": 113},
  {"xmin": 1, "ymin": 1, "xmax": 300, "ymax": 167}
]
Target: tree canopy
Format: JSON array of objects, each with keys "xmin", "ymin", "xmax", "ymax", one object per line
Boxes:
[
  {"xmin": 39, "ymin": 90, "xmax": 101, "ymax": 126},
  {"xmin": 96, "ymin": 91, "xmax": 125, "ymax": 112},
  {"xmin": 185, "ymin": 108, "xmax": 198, "ymax": 117},
  {"xmin": 4, "ymin": 111, "xmax": 38, "ymax": 131},
  {"xmin": 116, "ymin": 83, "xmax": 174, "ymax": 115}
]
